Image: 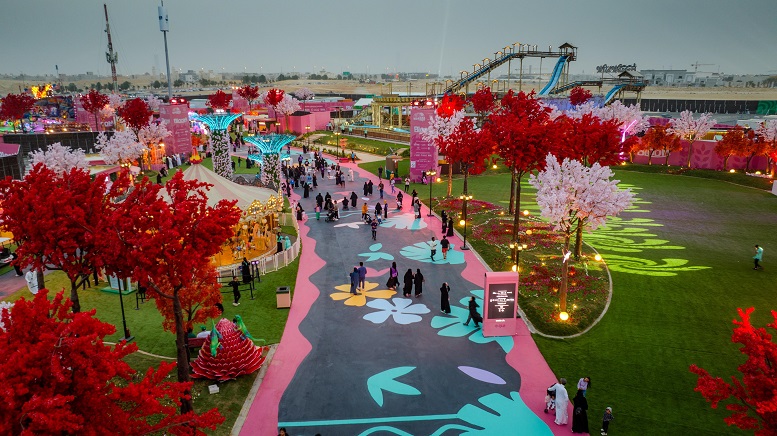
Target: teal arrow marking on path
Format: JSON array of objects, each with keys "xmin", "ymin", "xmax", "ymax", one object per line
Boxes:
[{"xmin": 367, "ymin": 366, "xmax": 421, "ymax": 407}]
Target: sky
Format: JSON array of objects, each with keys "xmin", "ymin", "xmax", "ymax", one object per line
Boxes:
[{"xmin": 1, "ymin": 0, "xmax": 776, "ymax": 78}]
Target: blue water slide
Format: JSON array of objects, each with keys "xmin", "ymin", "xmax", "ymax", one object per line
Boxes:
[
  {"xmin": 604, "ymin": 84, "xmax": 625, "ymax": 105},
  {"xmin": 538, "ymin": 56, "xmax": 568, "ymax": 95}
]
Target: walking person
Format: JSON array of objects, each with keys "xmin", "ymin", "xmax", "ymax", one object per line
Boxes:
[
  {"xmin": 241, "ymin": 257, "xmax": 252, "ymax": 284},
  {"xmin": 228, "ymin": 275, "xmax": 241, "ymax": 306},
  {"xmin": 375, "ymin": 202, "xmax": 383, "ymax": 218},
  {"xmin": 357, "ymin": 262, "xmax": 367, "ymax": 291},
  {"xmin": 463, "ymin": 296, "xmax": 482, "ymax": 327},
  {"xmin": 754, "ymin": 244, "xmax": 764, "ymax": 270},
  {"xmin": 350, "ymin": 267, "xmax": 360, "ymax": 295},
  {"xmin": 446, "ymin": 217, "xmax": 454, "ymax": 237},
  {"xmin": 379, "ymin": 181, "xmax": 384, "ymax": 199},
  {"xmin": 413, "ymin": 200, "xmax": 421, "ymax": 220},
  {"xmin": 402, "ymin": 268, "xmax": 414, "ymax": 298},
  {"xmin": 404, "ymin": 176, "xmax": 410, "ymax": 193},
  {"xmin": 413, "ymin": 268, "xmax": 424, "ymax": 297},
  {"xmin": 397, "ymin": 191, "xmax": 404, "ymax": 209},
  {"xmin": 378, "ymin": 166, "xmax": 383, "ymax": 179},
  {"xmin": 368, "ymin": 180, "xmax": 374, "ymax": 196},
  {"xmin": 440, "ymin": 235, "xmax": 450, "ymax": 260},
  {"xmin": 577, "ymin": 377, "xmax": 591, "ymax": 397},
  {"xmin": 439, "ymin": 282, "xmax": 451, "ymax": 314},
  {"xmin": 427, "ymin": 236, "xmax": 438, "ymax": 261},
  {"xmin": 571, "ymin": 390, "xmax": 589, "ymax": 434},
  {"xmin": 362, "ymin": 203, "xmax": 369, "ymax": 221},
  {"xmin": 350, "ymin": 191, "xmax": 358, "ymax": 208},
  {"xmin": 441, "ymin": 211, "xmax": 448, "ymax": 235},
  {"xmin": 390, "ymin": 178, "xmax": 396, "ymax": 194},
  {"xmin": 549, "ymin": 378, "xmax": 570, "ymax": 426},
  {"xmin": 10, "ymin": 251, "xmax": 23, "ymax": 276},
  {"xmin": 386, "ymin": 261, "xmax": 399, "ymax": 290},
  {"xmin": 371, "ymin": 219, "xmax": 378, "ymax": 241},
  {"xmin": 601, "ymin": 407, "xmax": 614, "ymax": 435}
]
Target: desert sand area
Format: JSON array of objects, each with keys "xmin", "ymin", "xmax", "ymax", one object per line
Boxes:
[{"xmin": 2, "ymin": 77, "xmax": 776, "ymax": 101}]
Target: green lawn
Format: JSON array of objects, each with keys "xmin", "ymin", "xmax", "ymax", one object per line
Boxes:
[
  {"xmin": 359, "ymin": 159, "xmax": 777, "ymax": 434},
  {"xmin": 313, "ymin": 131, "xmax": 408, "ymax": 157}
]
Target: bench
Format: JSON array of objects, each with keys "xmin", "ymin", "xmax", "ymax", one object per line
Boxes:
[{"xmin": 185, "ymin": 336, "xmax": 208, "ymax": 360}]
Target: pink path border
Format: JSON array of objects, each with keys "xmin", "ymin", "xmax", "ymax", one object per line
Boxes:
[{"xmin": 241, "ymin": 154, "xmax": 571, "ymax": 434}]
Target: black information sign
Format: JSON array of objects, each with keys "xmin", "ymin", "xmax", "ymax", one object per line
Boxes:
[{"xmin": 486, "ymin": 283, "xmax": 516, "ymax": 320}]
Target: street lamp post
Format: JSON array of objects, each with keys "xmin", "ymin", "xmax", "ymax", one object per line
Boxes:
[
  {"xmin": 117, "ymin": 278, "xmax": 134, "ymax": 343},
  {"xmin": 305, "ymin": 125, "xmax": 310, "ymax": 150},
  {"xmin": 459, "ymin": 194, "xmax": 473, "ymax": 250},
  {"xmin": 426, "ymin": 169, "xmax": 437, "ymax": 217}
]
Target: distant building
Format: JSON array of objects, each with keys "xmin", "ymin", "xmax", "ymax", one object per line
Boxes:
[{"xmin": 640, "ymin": 69, "xmax": 693, "ymax": 86}]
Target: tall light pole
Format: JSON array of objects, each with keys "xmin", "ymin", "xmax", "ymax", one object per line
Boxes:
[
  {"xmin": 459, "ymin": 194, "xmax": 473, "ymax": 250},
  {"xmin": 426, "ymin": 169, "xmax": 437, "ymax": 216},
  {"xmin": 158, "ymin": 2, "xmax": 173, "ymax": 100}
]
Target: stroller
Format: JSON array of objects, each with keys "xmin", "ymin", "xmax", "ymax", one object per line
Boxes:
[
  {"xmin": 364, "ymin": 214, "xmax": 373, "ymax": 225},
  {"xmin": 544, "ymin": 385, "xmax": 556, "ymax": 414},
  {"xmin": 325, "ymin": 209, "xmax": 338, "ymax": 222}
]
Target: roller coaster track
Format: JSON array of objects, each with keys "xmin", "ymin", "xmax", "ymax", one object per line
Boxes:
[{"xmin": 442, "ymin": 47, "xmax": 577, "ymax": 95}]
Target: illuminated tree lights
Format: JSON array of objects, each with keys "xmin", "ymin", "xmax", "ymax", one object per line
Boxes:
[
  {"xmin": 261, "ymin": 153, "xmax": 281, "ymax": 190},
  {"xmin": 211, "ymin": 130, "xmax": 233, "ymax": 180}
]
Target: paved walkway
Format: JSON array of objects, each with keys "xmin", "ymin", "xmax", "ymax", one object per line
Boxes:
[{"xmin": 240, "ymin": 154, "xmax": 569, "ymax": 435}]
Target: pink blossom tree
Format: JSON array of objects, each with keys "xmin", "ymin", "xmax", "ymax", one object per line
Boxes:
[
  {"xmin": 28, "ymin": 143, "xmax": 89, "ymax": 174},
  {"xmin": 755, "ymin": 120, "xmax": 777, "ymax": 175},
  {"xmin": 138, "ymin": 121, "xmax": 172, "ymax": 166},
  {"xmin": 420, "ymin": 110, "xmax": 466, "ymax": 195},
  {"xmin": 529, "ymin": 154, "xmax": 633, "ymax": 316},
  {"xmin": 294, "ymin": 87, "xmax": 314, "ymax": 111},
  {"xmin": 95, "ymin": 130, "xmax": 147, "ymax": 166},
  {"xmin": 274, "ymin": 94, "xmax": 301, "ymax": 132},
  {"xmin": 668, "ymin": 110, "xmax": 717, "ymax": 168}
]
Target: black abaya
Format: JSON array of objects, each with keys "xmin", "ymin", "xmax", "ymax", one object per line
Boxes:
[
  {"xmin": 440, "ymin": 284, "xmax": 451, "ymax": 314},
  {"xmin": 414, "ymin": 271, "xmax": 424, "ymax": 296},
  {"xmin": 571, "ymin": 393, "xmax": 589, "ymax": 433},
  {"xmin": 402, "ymin": 270, "xmax": 414, "ymax": 297},
  {"xmin": 350, "ymin": 192, "xmax": 358, "ymax": 208},
  {"xmin": 446, "ymin": 218, "xmax": 454, "ymax": 237}
]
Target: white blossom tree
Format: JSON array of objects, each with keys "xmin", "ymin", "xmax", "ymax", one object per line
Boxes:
[
  {"xmin": 667, "ymin": 110, "xmax": 717, "ymax": 168},
  {"xmin": 274, "ymin": 94, "xmax": 301, "ymax": 133},
  {"xmin": 420, "ymin": 110, "xmax": 465, "ymax": 195},
  {"xmin": 261, "ymin": 153, "xmax": 281, "ymax": 190},
  {"xmin": 596, "ymin": 101, "xmax": 650, "ymax": 138},
  {"xmin": 294, "ymin": 87, "xmax": 314, "ymax": 110},
  {"xmin": 137, "ymin": 121, "xmax": 171, "ymax": 166},
  {"xmin": 145, "ymin": 94, "xmax": 163, "ymax": 112},
  {"xmin": 529, "ymin": 153, "xmax": 633, "ymax": 316},
  {"xmin": 95, "ymin": 130, "xmax": 147, "ymax": 166},
  {"xmin": 28, "ymin": 143, "xmax": 89, "ymax": 174}
]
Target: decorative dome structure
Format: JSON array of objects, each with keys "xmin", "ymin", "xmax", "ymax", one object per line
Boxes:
[{"xmin": 191, "ymin": 318, "xmax": 268, "ymax": 381}]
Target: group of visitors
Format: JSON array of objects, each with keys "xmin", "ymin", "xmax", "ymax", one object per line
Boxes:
[{"xmin": 546, "ymin": 377, "xmax": 613, "ymax": 434}]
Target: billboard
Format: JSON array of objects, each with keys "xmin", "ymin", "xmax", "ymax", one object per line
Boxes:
[
  {"xmin": 158, "ymin": 103, "xmax": 192, "ymax": 156},
  {"xmin": 409, "ymin": 107, "xmax": 438, "ymax": 182},
  {"xmin": 482, "ymin": 271, "xmax": 519, "ymax": 337}
]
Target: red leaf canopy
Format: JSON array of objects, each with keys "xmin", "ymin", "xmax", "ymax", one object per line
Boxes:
[
  {"xmin": 100, "ymin": 172, "xmax": 241, "ymax": 325},
  {"xmin": 437, "ymin": 94, "xmax": 465, "ymax": 118},
  {"xmin": 79, "ymin": 89, "xmax": 109, "ymax": 114},
  {"xmin": 117, "ymin": 98, "xmax": 153, "ymax": 131},
  {"xmin": 0, "ymin": 290, "xmax": 224, "ymax": 435},
  {"xmin": 486, "ymin": 90, "xmax": 559, "ymax": 176},
  {"xmin": 236, "ymin": 85, "xmax": 260, "ymax": 103},
  {"xmin": 152, "ymin": 266, "xmax": 223, "ymax": 333},
  {"xmin": 0, "ymin": 93, "xmax": 36, "ymax": 123},
  {"xmin": 191, "ymin": 318, "xmax": 268, "ymax": 381},
  {"xmin": 207, "ymin": 90, "xmax": 233, "ymax": 111},
  {"xmin": 569, "ymin": 86, "xmax": 593, "ymax": 106},
  {"xmin": 438, "ymin": 117, "xmax": 493, "ymax": 175},
  {"xmin": 470, "ymin": 87, "xmax": 495, "ymax": 115},
  {"xmin": 0, "ymin": 164, "xmax": 109, "ymax": 286},
  {"xmin": 556, "ymin": 113, "xmax": 631, "ymax": 166},
  {"xmin": 265, "ymin": 88, "xmax": 285, "ymax": 107}
]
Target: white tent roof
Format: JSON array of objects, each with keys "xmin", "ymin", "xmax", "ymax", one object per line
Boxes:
[
  {"xmin": 176, "ymin": 164, "xmax": 276, "ymax": 209},
  {"xmin": 353, "ymin": 97, "xmax": 373, "ymax": 109}
]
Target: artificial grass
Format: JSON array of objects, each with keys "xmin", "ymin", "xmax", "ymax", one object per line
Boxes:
[
  {"xmin": 359, "ymin": 158, "xmax": 777, "ymax": 433},
  {"xmin": 313, "ymin": 131, "xmax": 408, "ymax": 157}
]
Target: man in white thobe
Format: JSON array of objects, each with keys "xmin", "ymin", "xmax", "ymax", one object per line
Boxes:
[{"xmin": 551, "ymin": 378, "xmax": 569, "ymax": 425}]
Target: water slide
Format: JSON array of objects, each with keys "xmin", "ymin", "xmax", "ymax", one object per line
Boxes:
[
  {"xmin": 538, "ymin": 56, "xmax": 569, "ymax": 95},
  {"xmin": 604, "ymin": 84, "xmax": 625, "ymax": 105}
]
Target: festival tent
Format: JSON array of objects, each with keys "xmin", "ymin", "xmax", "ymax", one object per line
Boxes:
[{"xmin": 177, "ymin": 163, "xmax": 276, "ymax": 209}]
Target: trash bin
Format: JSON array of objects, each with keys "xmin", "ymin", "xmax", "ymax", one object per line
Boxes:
[{"xmin": 276, "ymin": 286, "xmax": 291, "ymax": 309}]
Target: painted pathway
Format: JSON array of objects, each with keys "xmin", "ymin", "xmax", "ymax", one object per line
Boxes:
[{"xmin": 241, "ymin": 156, "xmax": 569, "ymax": 435}]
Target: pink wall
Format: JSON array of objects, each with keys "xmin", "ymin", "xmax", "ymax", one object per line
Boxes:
[{"xmin": 632, "ymin": 140, "xmax": 769, "ymax": 171}]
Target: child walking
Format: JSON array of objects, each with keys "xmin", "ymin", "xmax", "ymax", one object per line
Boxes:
[{"xmin": 601, "ymin": 407, "xmax": 614, "ymax": 435}]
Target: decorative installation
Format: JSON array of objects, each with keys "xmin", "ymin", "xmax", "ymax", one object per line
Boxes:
[
  {"xmin": 245, "ymin": 134, "xmax": 295, "ymax": 190},
  {"xmin": 191, "ymin": 318, "xmax": 267, "ymax": 381},
  {"xmin": 191, "ymin": 113, "xmax": 242, "ymax": 179}
]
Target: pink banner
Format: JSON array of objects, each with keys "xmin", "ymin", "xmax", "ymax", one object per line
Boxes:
[
  {"xmin": 74, "ymin": 97, "xmax": 98, "ymax": 131},
  {"xmin": 409, "ymin": 108, "xmax": 438, "ymax": 182},
  {"xmin": 158, "ymin": 103, "xmax": 192, "ymax": 156},
  {"xmin": 632, "ymin": 140, "xmax": 768, "ymax": 171},
  {"xmin": 231, "ymin": 91, "xmax": 250, "ymax": 113}
]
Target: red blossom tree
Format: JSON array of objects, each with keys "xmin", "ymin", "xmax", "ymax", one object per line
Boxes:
[
  {"xmin": 690, "ymin": 307, "xmax": 777, "ymax": 434},
  {"xmin": 470, "ymin": 87, "xmax": 496, "ymax": 116},
  {"xmin": 569, "ymin": 86, "xmax": 593, "ymax": 106},
  {"xmin": 236, "ymin": 85, "xmax": 260, "ymax": 110},
  {"xmin": 641, "ymin": 125, "xmax": 683, "ymax": 166},
  {"xmin": 556, "ymin": 113, "xmax": 633, "ymax": 166},
  {"xmin": 0, "ymin": 290, "xmax": 224, "ymax": 435},
  {"xmin": 207, "ymin": 90, "xmax": 233, "ymax": 111},
  {"xmin": 437, "ymin": 117, "xmax": 493, "ymax": 195},
  {"xmin": 0, "ymin": 92, "xmax": 36, "ymax": 133},
  {"xmin": 715, "ymin": 126, "xmax": 751, "ymax": 171},
  {"xmin": 0, "ymin": 164, "xmax": 111, "ymax": 313},
  {"xmin": 486, "ymin": 90, "xmax": 560, "ymax": 240},
  {"xmin": 264, "ymin": 88, "xmax": 285, "ymax": 107},
  {"xmin": 152, "ymin": 265, "xmax": 223, "ymax": 333},
  {"xmin": 117, "ymin": 98, "xmax": 153, "ymax": 132},
  {"xmin": 100, "ymin": 172, "xmax": 241, "ymax": 414},
  {"xmin": 437, "ymin": 93, "xmax": 465, "ymax": 118}
]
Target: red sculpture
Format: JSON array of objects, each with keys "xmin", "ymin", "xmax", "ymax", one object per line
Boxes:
[{"xmin": 191, "ymin": 318, "xmax": 268, "ymax": 381}]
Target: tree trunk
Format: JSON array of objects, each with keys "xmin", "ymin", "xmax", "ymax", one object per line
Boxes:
[
  {"xmin": 69, "ymin": 279, "xmax": 81, "ymax": 313},
  {"xmin": 648, "ymin": 150, "xmax": 653, "ymax": 165},
  {"xmin": 559, "ymin": 232, "xmax": 570, "ymax": 313},
  {"xmin": 447, "ymin": 162, "xmax": 452, "ymax": 197},
  {"xmin": 508, "ymin": 169, "xmax": 516, "ymax": 214},
  {"xmin": 723, "ymin": 156, "xmax": 729, "ymax": 171},
  {"xmin": 686, "ymin": 139, "xmax": 694, "ymax": 168},
  {"xmin": 665, "ymin": 151, "xmax": 671, "ymax": 166},
  {"xmin": 746, "ymin": 154, "xmax": 753, "ymax": 172},
  {"xmin": 36, "ymin": 268, "xmax": 45, "ymax": 291},
  {"xmin": 574, "ymin": 221, "xmax": 583, "ymax": 259},
  {"xmin": 173, "ymin": 291, "xmax": 194, "ymax": 414},
  {"xmin": 512, "ymin": 172, "xmax": 522, "ymax": 244},
  {"xmin": 94, "ymin": 113, "xmax": 100, "ymax": 132}
]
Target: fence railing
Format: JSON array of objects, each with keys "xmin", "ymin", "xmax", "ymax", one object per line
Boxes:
[{"xmin": 216, "ymin": 212, "xmax": 300, "ymax": 278}]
